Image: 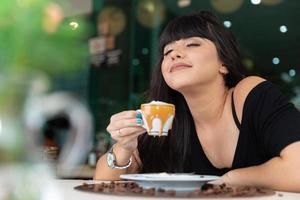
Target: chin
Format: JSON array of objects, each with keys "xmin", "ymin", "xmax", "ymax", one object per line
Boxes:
[
  {"xmin": 167, "ymin": 81, "xmax": 191, "ymax": 93},
  {"xmin": 164, "ymin": 75, "xmax": 196, "ymax": 92}
]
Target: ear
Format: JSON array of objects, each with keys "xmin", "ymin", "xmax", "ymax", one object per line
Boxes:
[{"xmin": 219, "ymin": 64, "xmax": 229, "ymax": 74}]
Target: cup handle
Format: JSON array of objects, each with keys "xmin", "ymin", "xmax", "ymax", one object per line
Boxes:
[{"xmin": 136, "ymin": 109, "xmax": 148, "ymax": 130}]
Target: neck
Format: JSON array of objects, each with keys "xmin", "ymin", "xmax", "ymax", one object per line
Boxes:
[{"xmin": 182, "ymin": 80, "xmax": 229, "ymax": 131}]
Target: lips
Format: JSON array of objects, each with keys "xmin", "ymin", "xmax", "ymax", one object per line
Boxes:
[{"xmin": 170, "ymin": 62, "xmax": 192, "ymax": 72}]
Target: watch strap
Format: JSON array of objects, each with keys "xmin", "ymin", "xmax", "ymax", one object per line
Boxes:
[{"xmin": 107, "ymin": 145, "xmax": 132, "ymax": 170}]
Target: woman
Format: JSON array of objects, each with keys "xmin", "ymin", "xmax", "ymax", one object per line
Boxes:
[{"xmin": 94, "ymin": 11, "xmax": 300, "ymax": 192}]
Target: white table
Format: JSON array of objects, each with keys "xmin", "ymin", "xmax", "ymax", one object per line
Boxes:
[{"xmin": 56, "ymin": 179, "xmax": 300, "ymax": 200}]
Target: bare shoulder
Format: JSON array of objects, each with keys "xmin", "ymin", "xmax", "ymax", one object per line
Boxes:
[
  {"xmin": 232, "ymin": 76, "xmax": 266, "ymax": 122},
  {"xmin": 234, "ymin": 76, "xmax": 266, "ymax": 101}
]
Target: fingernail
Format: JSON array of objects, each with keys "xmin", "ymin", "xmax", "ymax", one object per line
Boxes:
[
  {"xmin": 136, "ymin": 112, "xmax": 142, "ymax": 119},
  {"xmin": 136, "ymin": 118, "xmax": 143, "ymax": 125}
]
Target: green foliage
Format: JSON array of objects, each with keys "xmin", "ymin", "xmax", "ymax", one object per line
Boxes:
[
  {"xmin": 0, "ymin": 0, "xmax": 89, "ymax": 75},
  {"xmin": 0, "ymin": 0, "xmax": 90, "ymax": 113},
  {"xmin": 0, "ymin": 0, "xmax": 90, "ymax": 165}
]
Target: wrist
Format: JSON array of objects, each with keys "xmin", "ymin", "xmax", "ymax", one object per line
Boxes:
[
  {"xmin": 106, "ymin": 144, "xmax": 133, "ymax": 169},
  {"xmin": 114, "ymin": 143, "xmax": 135, "ymax": 157}
]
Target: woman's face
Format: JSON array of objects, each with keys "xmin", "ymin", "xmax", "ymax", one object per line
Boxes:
[{"xmin": 161, "ymin": 37, "xmax": 226, "ymax": 93}]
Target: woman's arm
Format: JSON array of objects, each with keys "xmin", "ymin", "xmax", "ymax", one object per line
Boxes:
[
  {"xmin": 225, "ymin": 76, "xmax": 300, "ymax": 192},
  {"xmin": 93, "ymin": 143, "xmax": 141, "ymax": 180},
  {"xmin": 93, "ymin": 110, "xmax": 145, "ymax": 180},
  {"xmin": 223, "ymin": 141, "xmax": 300, "ymax": 192}
]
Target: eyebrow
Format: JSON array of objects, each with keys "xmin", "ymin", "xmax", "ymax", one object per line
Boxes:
[
  {"xmin": 164, "ymin": 38, "xmax": 202, "ymax": 51},
  {"xmin": 164, "ymin": 41, "xmax": 176, "ymax": 51}
]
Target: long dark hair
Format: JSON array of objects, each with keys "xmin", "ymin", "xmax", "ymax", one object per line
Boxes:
[{"xmin": 138, "ymin": 11, "xmax": 245, "ymax": 173}]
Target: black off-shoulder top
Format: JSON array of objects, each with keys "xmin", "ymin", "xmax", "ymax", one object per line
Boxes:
[{"xmin": 188, "ymin": 81, "xmax": 300, "ymax": 176}]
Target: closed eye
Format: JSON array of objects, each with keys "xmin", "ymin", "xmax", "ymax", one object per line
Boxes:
[
  {"xmin": 164, "ymin": 49, "xmax": 173, "ymax": 56},
  {"xmin": 187, "ymin": 43, "xmax": 200, "ymax": 47}
]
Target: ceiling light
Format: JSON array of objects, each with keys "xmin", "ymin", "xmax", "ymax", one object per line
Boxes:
[
  {"xmin": 69, "ymin": 21, "xmax": 79, "ymax": 30},
  {"xmin": 142, "ymin": 48, "xmax": 149, "ymax": 55},
  {"xmin": 289, "ymin": 69, "xmax": 296, "ymax": 77},
  {"xmin": 272, "ymin": 57, "xmax": 280, "ymax": 65},
  {"xmin": 132, "ymin": 58, "xmax": 140, "ymax": 66},
  {"xmin": 279, "ymin": 25, "xmax": 288, "ymax": 33},
  {"xmin": 177, "ymin": 0, "xmax": 191, "ymax": 7},
  {"xmin": 223, "ymin": 20, "xmax": 232, "ymax": 28}
]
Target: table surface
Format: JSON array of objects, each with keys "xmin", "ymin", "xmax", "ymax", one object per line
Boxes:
[
  {"xmin": 55, "ymin": 165, "xmax": 95, "ymax": 179},
  {"xmin": 55, "ymin": 179, "xmax": 300, "ymax": 200}
]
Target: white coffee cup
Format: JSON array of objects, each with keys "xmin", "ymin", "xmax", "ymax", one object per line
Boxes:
[{"xmin": 137, "ymin": 101, "xmax": 175, "ymax": 136}]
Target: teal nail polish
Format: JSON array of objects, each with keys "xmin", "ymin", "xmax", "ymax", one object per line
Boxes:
[
  {"xmin": 136, "ymin": 118, "xmax": 143, "ymax": 125},
  {"xmin": 136, "ymin": 113, "xmax": 142, "ymax": 119}
]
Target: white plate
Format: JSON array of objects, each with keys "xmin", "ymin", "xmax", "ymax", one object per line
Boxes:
[{"xmin": 120, "ymin": 173, "xmax": 219, "ymax": 191}]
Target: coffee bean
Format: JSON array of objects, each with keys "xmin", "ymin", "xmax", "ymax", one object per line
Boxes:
[
  {"xmin": 157, "ymin": 188, "xmax": 165, "ymax": 193},
  {"xmin": 164, "ymin": 189, "xmax": 176, "ymax": 196},
  {"xmin": 78, "ymin": 181, "xmax": 274, "ymax": 198},
  {"xmin": 93, "ymin": 185, "xmax": 103, "ymax": 192},
  {"xmin": 142, "ymin": 188, "xmax": 155, "ymax": 196},
  {"xmin": 132, "ymin": 187, "xmax": 143, "ymax": 193}
]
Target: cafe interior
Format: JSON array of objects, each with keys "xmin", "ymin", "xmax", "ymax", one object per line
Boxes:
[{"xmin": 0, "ymin": 0, "xmax": 300, "ymax": 199}]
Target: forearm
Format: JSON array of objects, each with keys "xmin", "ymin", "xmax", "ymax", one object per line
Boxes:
[
  {"xmin": 93, "ymin": 143, "xmax": 136, "ymax": 181},
  {"xmin": 224, "ymin": 156, "xmax": 300, "ymax": 192}
]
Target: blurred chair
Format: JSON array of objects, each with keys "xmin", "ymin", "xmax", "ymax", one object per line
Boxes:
[{"xmin": 23, "ymin": 91, "xmax": 93, "ymax": 174}]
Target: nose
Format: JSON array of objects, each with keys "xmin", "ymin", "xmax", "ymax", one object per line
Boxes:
[{"xmin": 170, "ymin": 49, "xmax": 185, "ymax": 60}]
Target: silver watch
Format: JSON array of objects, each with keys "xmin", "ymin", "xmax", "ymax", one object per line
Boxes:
[{"xmin": 106, "ymin": 145, "xmax": 132, "ymax": 169}]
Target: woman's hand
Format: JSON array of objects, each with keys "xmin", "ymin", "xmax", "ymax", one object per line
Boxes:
[{"xmin": 106, "ymin": 110, "xmax": 146, "ymax": 153}]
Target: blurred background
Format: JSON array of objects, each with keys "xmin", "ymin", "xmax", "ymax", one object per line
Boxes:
[{"xmin": 0, "ymin": 0, "xmax": 299, "ymax": 193}]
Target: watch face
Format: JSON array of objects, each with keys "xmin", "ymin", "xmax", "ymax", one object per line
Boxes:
[{"xmin": 107, "ymin": 153, "xmax": 114, "ymax": 167}]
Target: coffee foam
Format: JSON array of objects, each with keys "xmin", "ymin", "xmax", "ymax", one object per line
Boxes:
[{"xmin": 148, "ymin": 101, "xmax": 172, "ymax": 106}]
